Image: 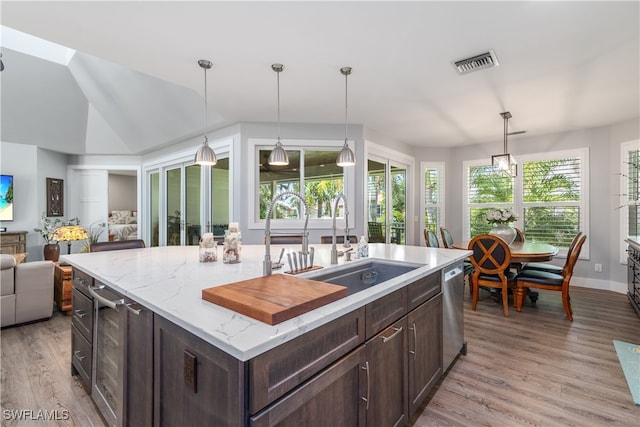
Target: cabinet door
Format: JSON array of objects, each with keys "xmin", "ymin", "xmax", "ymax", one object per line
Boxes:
[
  {"xmin": 153, "ymin": 314, "xmax": 245, "ymax": 427},
  {"xmin": 365, "ymin": 317, "xmax": 408, "ymax": 427},
  {"xmin": 250, "ymin": 346, "xmax": 366, "ymax": 427},
  {"xmin": 407, "ymin": 294, "xmax": 443, "ymax": 415},
  {"xmin": 124, "ymin": 303, "xmax": 153, "ymax": 427}
]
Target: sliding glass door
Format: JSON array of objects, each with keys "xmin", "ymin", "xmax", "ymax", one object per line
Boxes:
[{"xmin": 367, "ymin": 156, "xmax": 408, "ymax": 244}]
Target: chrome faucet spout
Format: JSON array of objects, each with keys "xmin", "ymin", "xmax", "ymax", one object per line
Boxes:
[
  {"xmin": 331, "ymin": 193, "xmax": 350, "ymax": 265},
  {"xmin": 264, "ymin": 191, "xmax": 310, "ymax": 276}
]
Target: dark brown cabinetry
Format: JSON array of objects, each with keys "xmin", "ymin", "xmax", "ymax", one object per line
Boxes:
[
  {"xmin": 72, "ymin": 267, "xmax": 446, "ymax": 427},
  {"xmin": 250, "ymin": 346, "xmax": 367, "ymax": 427},
  {"xmin": 71, "ymin": 269, "xmax": 94, "ymax": 390},
  {"xmin": 407, "ymin": 294, "xmax": 443, "ymax": 414},
  {"xmin": 365, "ymin": 317, "xmax": 409, "ymax": 427},
  {"xmin": 153, "ymin": 314, "xmax": 245, "ymax": 427},
  {"xmin": 627, "ymin": 240, "xmax": 640, "ymax": 317}
]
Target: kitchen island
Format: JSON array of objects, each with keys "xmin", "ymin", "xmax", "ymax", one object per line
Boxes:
[{"xmin": 62, "ymin": 243, "xmax": 470, "ymax": 427}]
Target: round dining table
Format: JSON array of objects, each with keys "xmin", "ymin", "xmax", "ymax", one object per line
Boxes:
[{"xmin": 451, "ymin": 240, "xmax": 559, "ymax": 263}]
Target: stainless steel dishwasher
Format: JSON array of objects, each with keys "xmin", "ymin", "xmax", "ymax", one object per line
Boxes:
[{"xmin": 442, "ymin": 261, "xmax": 466, "ymax": 371}]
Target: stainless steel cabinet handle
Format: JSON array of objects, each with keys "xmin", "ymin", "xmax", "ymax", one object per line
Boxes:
[
  {"xmin": 361, "ymin": 361, "xmax": 370, "ymax": 410},
  {"xmin": 74, "ymin": 309, "xmax": 87, "ymax": 318},
  {"xmin": 73, "ymin": 350, "xmax": 86, "ymax": 361},
  {"xmin": 381, "ymin": 326, "xmax": 403, "ymax": 343},
  {"xmin": 409, "ymin": 323, "xmax": 417, "ymax": 356},
  {"xmin": 87, "ymin": 286, "xmax": 124, "ymax": 309},
  {"xmin": 125, "ymin": 302, "xmax": 144, "ymax": 316}
]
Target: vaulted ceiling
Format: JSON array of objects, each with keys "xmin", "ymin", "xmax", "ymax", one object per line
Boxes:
[{"xmin": 1, "ymin": 1, "xmax": 638, "ymax": 155}]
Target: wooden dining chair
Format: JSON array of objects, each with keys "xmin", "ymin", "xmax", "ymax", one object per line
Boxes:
[
  {"xmin": 440, "ymin": 227, "xmax": 454, "ymax": 248},
  {"xmin": 368, "ymin": 222, "xmax": 385, "ymax": 243},
  {"xmin": 520, "ymin": 232, "xmax": 583, "ymax": 275},
  {"xmin": 514, "ymin": 227, "xmax": 525, "ymax": 242},
  {"xmin": 514, "ymin": 234, "xmax": 586, "ymax": 320},
  {"xmin": 268, "ymin": 235, "xmax": 303, "ymax": 244},
  {"xmin": 424, "ymin": 229, "xmax": 439, "ymax": 247},
  {"xmin": 320, "ymin": 235, "xmax": 358, "ymax": 244},
  {"xmin": 468, "ymin": 234, "xmax": 517, "ymax": 316},
  {"xmin": 89, "ymin": 239, "xmax": 146, "ymax": 252},
  {"xmin": 441, "ymin": 226, "xmax": 474, "ymax": 294}
]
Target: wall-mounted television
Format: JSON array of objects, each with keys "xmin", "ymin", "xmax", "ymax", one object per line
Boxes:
[{"xmin": 0, "ymin": 175, "xmax": 14, "ymax": 221}]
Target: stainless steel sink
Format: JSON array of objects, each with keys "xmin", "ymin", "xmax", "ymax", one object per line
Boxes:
[{"xmin": 306, "ymin": 259, "xmax": 420, "ymax": 295}]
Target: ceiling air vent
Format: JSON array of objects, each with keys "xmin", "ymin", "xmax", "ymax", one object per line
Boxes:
[{"xmin": 452, "ymin": 50, "xmax": 499, "ymax": 75}]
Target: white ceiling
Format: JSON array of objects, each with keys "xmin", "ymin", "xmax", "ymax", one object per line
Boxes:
[{"xmin": 1, "ymin": 1, "xmax": 638, "ymax": 155}]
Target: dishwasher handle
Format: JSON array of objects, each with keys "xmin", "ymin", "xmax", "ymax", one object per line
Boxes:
[
  {"xmin": 443, "ymin": 265, "xmax": 464, "ymax": 282},
  {"xmin": 88, "ymin": 285, "xmax": 124, "ymax": 310}
]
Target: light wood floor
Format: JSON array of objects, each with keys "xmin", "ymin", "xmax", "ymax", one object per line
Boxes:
[{"xmin": 1, "ymin": 286, "xmax": 639, "ymax": 426}]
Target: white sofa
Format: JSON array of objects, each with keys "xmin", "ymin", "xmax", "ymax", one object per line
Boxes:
[{"xmin": 1, "ymin": 254, "xmax": 55, "ymax": 327}]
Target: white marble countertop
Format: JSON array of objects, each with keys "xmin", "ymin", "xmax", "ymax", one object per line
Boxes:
[{"xmin": 62, "ymin": 243, "xmax": 470, "ymax": 361}]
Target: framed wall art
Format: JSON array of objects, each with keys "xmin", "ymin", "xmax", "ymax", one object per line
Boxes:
[{"xmin": 46, "ymin": 177, "xmax": 64, "ymax": 217}]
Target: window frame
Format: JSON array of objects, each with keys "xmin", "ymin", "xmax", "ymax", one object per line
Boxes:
[
  {"xmin": 247, "ymin": 138, "xmax": 355, "ymax": 230},
  {"xmin": 463, "ymin": 148, "xmax": 589, "ymax": 259},
  {"xmin": 619, "ymin": 140, "xmax": 640, "ymax": 263},
  {"xmin": 420, "ymin": 161, "xmax": 445, "ymax": 246}
]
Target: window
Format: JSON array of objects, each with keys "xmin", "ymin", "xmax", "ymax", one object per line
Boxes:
[
  {"xmin": 249, "ymin": 139, "xmax": 354, "ymax": 229},
  {"xmin": 421, "ymin": 162, "xmax": 445, "ymax": 237},
  {"xmin": 619, "ymin": 140, "xmax": 640, "ymax": 262},
  {"xmin": 464, "ymin": 148, "xmax": 589, "ymax": 257}
]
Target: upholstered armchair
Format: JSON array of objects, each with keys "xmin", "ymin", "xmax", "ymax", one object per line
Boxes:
[{"xmin": 1, "ymin": 254, "xmax": 55, "ymax": 327}]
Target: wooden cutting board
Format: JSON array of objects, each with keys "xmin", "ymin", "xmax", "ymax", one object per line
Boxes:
[{"xmin": 202, "ymin": 274, "xmax": 348, "ymax": 325}]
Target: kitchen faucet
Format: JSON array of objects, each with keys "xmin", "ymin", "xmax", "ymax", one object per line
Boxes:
[
  {"xmin": 330, "ymin": 193, "xmax": 351, "ymax": 265},
  {"xmin": 263, "ymin": 191, "xmax": 310, "ymax": 276}
]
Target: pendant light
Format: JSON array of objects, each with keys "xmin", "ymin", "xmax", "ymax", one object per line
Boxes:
[
  {"xmin": 336, "ymin": 66, "xmax": 356, "ymax": 167},
  {"xmin": 491, "ymin": 111, "xmax": 517, "ymax": 177},
  {"xmin": 194, "ymin": 59, "xmax": 217, "ymax": 166},
  {"xmin": 268, "ymin": 63, "xmax": 289, "ymax": 166}
]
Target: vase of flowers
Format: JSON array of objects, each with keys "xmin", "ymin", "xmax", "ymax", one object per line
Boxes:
[{"xmin": 486, "ymin": 208, "xmax": 518, "ymax": 245}]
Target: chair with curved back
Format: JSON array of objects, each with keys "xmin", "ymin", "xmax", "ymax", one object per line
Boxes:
[
  {"xmin": 514, "ymin": 234, "xmax": 586, "ymax": 320},
  {"xmin": 441, "ymin": 226, "xmax": 475, "ymax": 294},
  {"xmin": 424, "ymin": 229, "xmax": 439, "ymax": 248},
  {"xmin": 440, "ymin": 227, "xmax": 454, "ymax": 248},
  {"xmin": 514, "ymin": 227, "xmax": 525, "ymax": 242},
  {"xmin": 267, "ymin": 235, "xmax": 303, "ymax": 245},
  {"xmin": 89, "ymin": 239, "xmax": 146, "ymax": 252},
  {"xmin": 468, "ymin": 234, "xmax": 517, "ymax": 316},
  {"xmin": 520, "ymin": 232, "xmax": 583, "ymax": 274}
]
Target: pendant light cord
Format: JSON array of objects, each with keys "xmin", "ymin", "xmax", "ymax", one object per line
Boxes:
[
  {"xmin": 276, "ymin": 69, "xmax": 281, "ymax": 142},
  {"xmin": 203, "ymin": 65, "xmax": 208, "ymax": 142},
  {"xmin": 503, "ymin": 114, "xmax": 508, "ymax": 154},
  {"xmin": 344, "ymin": 71, "xmax": 348, "ymax": 142}
]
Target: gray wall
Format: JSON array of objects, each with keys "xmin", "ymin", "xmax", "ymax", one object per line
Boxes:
[
  {"xmin": 0, "ymin": 141, "xmax": 70, "ymax": 260},
  {"xmin": 108, "ymin": 173, "xmax": 137, "ymax": 212}
]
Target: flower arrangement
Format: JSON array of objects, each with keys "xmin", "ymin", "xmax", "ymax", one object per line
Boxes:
[
  {"xmin": 486, "ymin": 208, "xmax": 517, "ymax": 225},
  {"xmin": 33, "ymin": 213, "xmax": 79, "ymax": 243}
]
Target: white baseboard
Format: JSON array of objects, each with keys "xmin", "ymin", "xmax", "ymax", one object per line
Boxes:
[{"xmin": 573, "ymin": 276, "xmax": 627, "ymax": 294}]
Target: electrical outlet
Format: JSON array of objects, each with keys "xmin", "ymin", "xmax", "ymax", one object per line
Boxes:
[{"xmin": 594, "ymin": 263, "xmax": 603, "ymax": 272}]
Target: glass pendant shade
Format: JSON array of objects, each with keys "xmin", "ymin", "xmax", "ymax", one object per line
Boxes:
[
  {"xmin": 492, "ymin": 111, "xmax": 517, "ymax": 177},
  {"xmin": 268, "ymin": 139, "xmax": 289, "ymax": 166},
  {"xmin": 492, "ymin": 153, "xmax": 517, "ymax": 178},
  {"xmin": 336, "ymin": 140, "xmax": 356, "ymax": 167},
  {"xmin": 195, "ymin": 59, "xmax": 217, "ymax": 166},
  {"xmin": 195, "ymin": 137, "xmax": 217, "ymax": 166}
]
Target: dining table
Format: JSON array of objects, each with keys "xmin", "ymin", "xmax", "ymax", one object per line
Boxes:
[{"xmin": 451, "ymin": 240, "xmax": 559, "ymax": 263}]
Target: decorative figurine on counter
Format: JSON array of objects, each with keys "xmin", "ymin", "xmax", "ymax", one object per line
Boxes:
[
  {"xmin": 199, "ymin": 232, "xmax": 217, "ymax": 262},
  {"xmin": 223, "ymin": 222, "xmax": 241, "ymax": 264}
]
